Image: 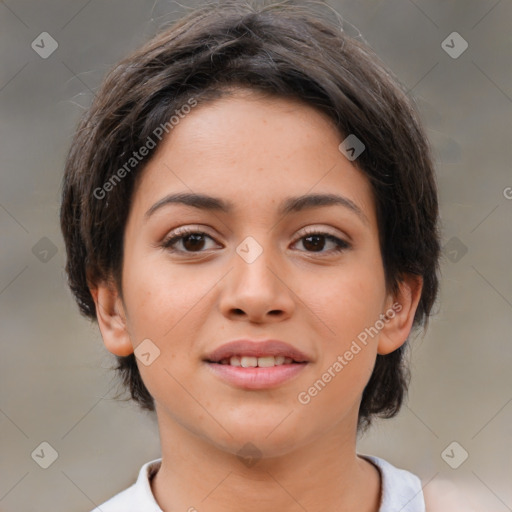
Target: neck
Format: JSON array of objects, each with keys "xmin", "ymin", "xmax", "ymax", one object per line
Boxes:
[{"xmin": 150, "ymin": 411, "xmax": 381, "ymax": 512}]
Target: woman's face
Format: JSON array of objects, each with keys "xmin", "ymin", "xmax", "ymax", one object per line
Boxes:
[{"xmin": 95, "ymin": 89, "xmax": 418, "ymax": 457}]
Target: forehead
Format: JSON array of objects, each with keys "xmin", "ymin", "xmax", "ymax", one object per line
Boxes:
[{"xmin": 131, "ymin": 91, "xmax": 377, "ymax": 227}]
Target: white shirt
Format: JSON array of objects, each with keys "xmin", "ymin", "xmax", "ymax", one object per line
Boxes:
[{"xmin": 91, "ymin": 455, "xmax": 425, "ymax": 512}]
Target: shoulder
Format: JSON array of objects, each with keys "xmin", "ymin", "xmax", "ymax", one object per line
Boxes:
[
  {"xmin": 89, "ymin": 459, "xmax": 163, "ymax": 512},
  {"xmin": 363, "ymin": 455, "xmax": 488, "ymax": 512},
  {"xmin": 361, "ymin": 455, "xmax": 425, "ymax": 511},
  {"xmin": 89, "ymin": 484, "xmax": 139, "ymax": 512},
  {"xmin": 422, "ymin": 478, "xmax": 485, "ymax": 512}
]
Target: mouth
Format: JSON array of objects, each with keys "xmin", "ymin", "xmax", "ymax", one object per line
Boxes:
[
  {"xmin": 204, "ymin": 339, "xmax": 310, "ymax": 389},
  {"xmin": 214, "ymin": 355, "xmax": 302, "ymax": 367},
  {"xmin": 205, "ymin": 339, "xmax": 310, "ymax": 364}
]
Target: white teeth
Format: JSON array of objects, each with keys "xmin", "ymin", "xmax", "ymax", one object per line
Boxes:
[
  {"xmin": 222, "ymin": 355, "xmax": 294, "ymax": 367},
  {"xmin": 229, "ymin": 356, "xmax": 241, "ymax": 367},
  {"xmin": 240, "ymin": 356, "xmax": 258, "ymax": 368},
  {"xmin": 257, "ymin": 356, "xmax": 275, "ymax": 368}
]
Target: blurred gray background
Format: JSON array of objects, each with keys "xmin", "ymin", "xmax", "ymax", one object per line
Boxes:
[{"xmin": 1, "ymin": 0, "xmax": 511, "ymax": 510}]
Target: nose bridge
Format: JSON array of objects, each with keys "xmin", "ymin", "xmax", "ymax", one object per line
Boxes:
[
  {"xmin": 219, "ymin": 232, "xmax": 295, "ymax": 321},
  {"xmin": 234, "ymin": 233, "xmax": 282, "ymax": 291}
]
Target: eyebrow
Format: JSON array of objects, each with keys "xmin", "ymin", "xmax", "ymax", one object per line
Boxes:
[{"xmin": 144, "ymin": 192, "xmax": 369, "ymax": 225}]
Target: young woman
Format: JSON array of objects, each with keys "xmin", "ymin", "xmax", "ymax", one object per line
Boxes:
[{"xmin": 59, "ymin": 2, "xmax": 452, "ymax": 510}]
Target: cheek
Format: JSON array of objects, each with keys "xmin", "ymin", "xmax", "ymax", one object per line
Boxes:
[
  {"xmin": 297, "ymin": 271, "xmax": 383, "ymax": 416},
  {"xmin": 121, "ymin": 249, "xmax": 212, "ymax": 341},
  {"xmin": 296, "ymin": 351, "xmax": 376, "ymax": 428},
  {"xmin": 306, "ymin": 259, "xmax": 387, "ymax": 346}
]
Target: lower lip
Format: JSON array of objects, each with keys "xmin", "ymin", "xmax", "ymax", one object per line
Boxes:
[{"xmin": 205, "ymin": 362, "xmax": 307, "ymax": 389}]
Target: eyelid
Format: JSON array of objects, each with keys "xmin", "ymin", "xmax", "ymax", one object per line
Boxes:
[
  {"xmin": 295, "ymin": 225, "xmax": 350, "ymax": 242},
  {"xmin": 161, "ymin": 225, "xmax": 219, "ymax": 247},
  {"xmin": 292, "ymin": 226, "xmax": 351, "ymax": 251},
  {"xmin": 169, "ymin": 224, "xmax": 214, "ymax": 237},
  {"xmin": 164, "ymin": 224, "xmax": 347, "ymax": 241},
  {"xmin": 168, "ymin": 224, "xmax": 220, "ymax": 239},
  {"xmin": 160, "ymin": 224, "xmax": 352, "ymax": 254}
]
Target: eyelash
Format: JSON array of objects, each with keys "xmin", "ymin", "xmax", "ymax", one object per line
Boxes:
[{"xmin": 161, "ymin": 226, "xmax": 351, "ymax": 255}]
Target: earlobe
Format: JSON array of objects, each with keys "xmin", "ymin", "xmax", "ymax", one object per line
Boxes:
[
  {"xmin": 90, "ymin": 280, "xmax": 134, "ymax": 357},
  {"xmin": 377, "ymin": 275, "xmax": 423, "ymax": 355}
]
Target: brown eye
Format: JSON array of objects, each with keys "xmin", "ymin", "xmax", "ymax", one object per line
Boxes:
[
  {"xmin": 180, "ymin": 233, "xmax": 207, "ymax": 251},
  {"xmin": 162, "ymin": 230, "xmax": 218, "ymax": 253},
  {"xmin": 294, "ymin": 230, "xmax": 350, "ymax": 254},
  {"xmin": 302, "ymin": 234, "xmax": 327, "ymax": 252}
]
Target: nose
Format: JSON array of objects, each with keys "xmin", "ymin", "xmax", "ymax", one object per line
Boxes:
[{"xmin": 218, "ymin": 238, "xmax": 296, "ymax": 324}]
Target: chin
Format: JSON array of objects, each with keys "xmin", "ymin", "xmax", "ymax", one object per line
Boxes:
[{"xmin": 210, "ymin": 418, "xmax": 312, "ymax": 458}]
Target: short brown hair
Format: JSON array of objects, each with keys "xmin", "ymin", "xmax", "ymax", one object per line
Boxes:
[{"xmin": 60, "ymin": 0, "xmax": 440, "ymax": 431}]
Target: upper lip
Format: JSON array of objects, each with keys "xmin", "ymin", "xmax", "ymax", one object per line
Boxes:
[{"xmin": 204, "ymin": 339, "xmax": 310, "ymax": 363}]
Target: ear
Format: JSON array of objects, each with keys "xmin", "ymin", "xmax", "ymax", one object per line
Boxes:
[
  {"xmin": 89, "ymin": 279, "xmax": 134, "ymax": 357},
  {"xmin": 377, "ymin": 274, "xmax": 423, "ymax": 356}
]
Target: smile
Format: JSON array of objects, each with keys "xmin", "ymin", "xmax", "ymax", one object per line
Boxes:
[
  {"xmin": 204, "ymin": 339, "xmax": 310, "ymax": 389},
  {"xmin": 205, "ymin": 356, "xmax": 308, "ymax": 389},
  {"xmin": 218, "ymin": 355, "xmax": 297, "ymax": 367}
]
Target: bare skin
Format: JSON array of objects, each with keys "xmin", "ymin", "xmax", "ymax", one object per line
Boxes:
[{"xmin": 91, "ymin": 88, "xmax": 423, "ymax": 512}]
